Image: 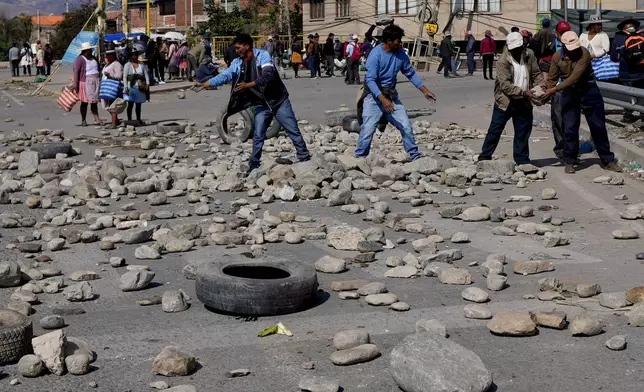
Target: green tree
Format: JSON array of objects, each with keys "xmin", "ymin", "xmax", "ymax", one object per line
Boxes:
[
  {"xmin": 0, "ymin": 13, "xmax": 33, "ymax": 58},
  {"xmin": 200, "ymin": 5, "xmax": 258, "ymax": 37},
  {"xmin": 50, "ymin": 2, "xmax": 97, "ymax": 58}
]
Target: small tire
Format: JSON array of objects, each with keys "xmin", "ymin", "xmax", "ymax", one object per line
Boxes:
[
  {"xmin": 0, "ymin": 309, "xmax": 33, "ymax": 365},
  {"xmin": 216, "ymin": 107, "xmax": 254, "ymax": 144},
  {"xmin": 156, "ymin": 121, "xmax": 188, "ymax": 135},
  {"xmin": 195, "ymin": 259, "xmax": 319, "ymax": 316},
  {"xmin": 266, "ymin": 117, "xmax": 282, "ymax": 139}
]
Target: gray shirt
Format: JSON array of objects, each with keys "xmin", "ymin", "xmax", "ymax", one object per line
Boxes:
[{"xmin": 8, "ymin": 47, "xmax": 20, "ymax": 61}]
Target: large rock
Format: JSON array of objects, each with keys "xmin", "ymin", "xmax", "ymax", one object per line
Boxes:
[
  {"xmin": 0, "ymin": 260, "xmax": 22, "ymax": 287},
  {"xmin": 18, "ymin": 151, "xmax": 40, "ymax": 177},
  {"xmin": 32, "ymin": 329, "xmax": 66, "ymax": 376},
  {"xmin": 162, "ymin": 290, "xmax": 190, "ymax": 313},
  {"xmin": 487, "ymin": 311, "xmax": 537, "ymax": 336},
  {"xmin": 152, "ymin": 346, "xmax": 197, "ymax": 376},
  {"xmin": 476, "ymin": 159, "xmax": 515, "ymax": 175},
  {"xmin": 403, "ymin": 157, "xmax": 440, "ymax": 174},
  {"xmin": 120, "ymin": 270, "xmax": 155, "ymax": 291},
  {"xmin": 626, "ymin": 286, "xmax": 644, "ymax": 304},
  {"xmin": 512, "ymin": 260, "xmax": 554, "ymax": 275},
  {"xmin": 298, "ymin": 375, "xmax": 340, "ymax": 392},
  {"xmin": 385, "ymin": 265, "xmax": 418, "ymax": 278},
  {"xmin": 627, "ymin": 303, "xmax": 644, "ymax": 326},
  {"xmin": 329, "ymin": 344, "xmax": 379, "ymax": 365},
  {"xmin": 18, "ymin": 354, "xmax": 44, "ymax": 377},
  {"xmin": 460, "ymin": 207, "xmax": 491, "ymax": 222},
  {"xmin": 437, "ymin": 268, "xmax": 472, "ymax": 285},
  {"xmin": 315, "ymin": 256, "xmax": 346, "ymax": 273},
  {"xmin": 327, "ymin": 189, "xmax": 352, "ymax": 206},
  {"xmin": 333, "ymin": 329, "xmax": 370, "ymax": 350},
  {"xmin": 63, "ymin": 282, "xmax": 96, "ymax": 302},
  {"xmin": 570, "ymin": 311, "xmax": 604, "ymax": 336},
  {"xmin": 461, "ymin": 287, "xmax": 489, "ymax": 303},
  {"xmin": 390, "ymin": 333, "xmax": 492, "ymax": 392},
  {"xmin": 326, "ymin": 226, "xmax": 364, "ymax": 251}
]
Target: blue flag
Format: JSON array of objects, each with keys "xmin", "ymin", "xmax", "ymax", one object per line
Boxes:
[{"xmin": 61, "ymin": 31, "xmax": 99, "ymax": 66}]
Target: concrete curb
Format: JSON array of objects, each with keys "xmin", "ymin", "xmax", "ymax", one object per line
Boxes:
[{"xmin": 533, "ymin": 106, "xmax": 644, "ymax": 165}]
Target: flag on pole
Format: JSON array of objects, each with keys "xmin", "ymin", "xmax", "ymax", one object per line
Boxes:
[{"xmin": 61, "ymin": 31, "xmax": 100, "ymax": 66}]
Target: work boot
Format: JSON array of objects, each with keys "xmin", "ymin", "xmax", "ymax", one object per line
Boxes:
[{"xmin": 601, "ymin": 160, "xmax": 622, "ymax": 172}]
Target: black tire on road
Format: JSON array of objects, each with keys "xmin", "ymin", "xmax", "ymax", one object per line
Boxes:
[
  {"xmin": 156, "ymin": 121, "xmax": 188, "ymax": 135},
  {"xmin": 195, "ymin": 259, "xmax": 319, "ymax": 316},
  {"xmin": 216, "ymin": 106, "xmax": 282, "ymax": 144},
  {"xmin": 0, "ymin": 309, "xmax": 33, "ymax": 365}
]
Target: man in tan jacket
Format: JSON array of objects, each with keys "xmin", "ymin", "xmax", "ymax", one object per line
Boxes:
[{"xmin": 478, "ymin": 32, "xmax": 544, "ymax": 165}]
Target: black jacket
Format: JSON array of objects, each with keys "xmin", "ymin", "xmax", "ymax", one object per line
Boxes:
[
  {"xmin": 610, "ymin": 30, "xmax": 644, "ymax": 82},
  {"xmin": 323, "ymin": 38, "xmax": 335, "ymax": 56},
  {"xmin": 440, "ymin": 37, "xmax": 454, "ymax": 58}
]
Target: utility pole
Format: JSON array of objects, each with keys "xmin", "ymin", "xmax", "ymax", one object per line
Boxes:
[
  {"xmin": 563, "ymin": 0, "xmax": 568, "ymax": 21},
  {"xmin": 146, "ymin": 0, "xmax": 151, "ymax": 35},
  {"xmin": 596, "ymin": 0, "xmax": 601, "ymax": 15},
  {"xmin": 413, "ymin": 0, "xmax": 427, "ymax": 66},
  {"xmin": 284, "ymin": 0, "xmax": 291, "ymax": 43},
  {"xmin": 123, "ymin": 0, "xmax": 129, "ymax": 34},
  {"xmin": 37, "ymin": 10, "xmax": 40, "ymax": 41},
  {"xmin": 278, "ymin": 0, "xmax": 284, "ymax": 34},
  {"xmin": 66, "ymin": 0, "xmax": 69, "ymax": 13}
]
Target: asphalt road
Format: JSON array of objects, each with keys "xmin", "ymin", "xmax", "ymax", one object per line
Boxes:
[{"xmin": 1, "ymin": 67, "xmax": 644, "ymax": 392}]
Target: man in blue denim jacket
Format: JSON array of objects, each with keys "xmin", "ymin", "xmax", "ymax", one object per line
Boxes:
[{"xmin": 199, "ymin": 34, "xmax": 310, "ymax": 173}]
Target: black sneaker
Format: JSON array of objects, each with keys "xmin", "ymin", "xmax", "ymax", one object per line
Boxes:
[{"xmin": 275, "ymin": 157, "xmax": 293, "ymax": 165}]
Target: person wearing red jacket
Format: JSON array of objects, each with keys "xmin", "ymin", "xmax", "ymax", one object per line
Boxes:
[{"xmin": 480, "ymin": 30, "xmax": 496, "ymax": 80}]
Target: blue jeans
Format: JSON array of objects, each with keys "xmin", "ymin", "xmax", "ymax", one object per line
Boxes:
[
  {"xmin": 251, "ymin": 98, "xmax": 311, "ymax": 169},
  {"xmin": 467, "ymin": 52, "xmax": 475, "ymax": 74},
  {"xmin": 479, "ymin": 101, "xmax": 533, "ymax": 164},
  {"xmin": 560, "ymin": 82, "xmax": 614, "ymax": 165},
  {"xmin": 308, "ymin": 55, "xmax": 319, "ymax": 78},
  {"xmin": 355, "ymin": 95, "xmax": 420, "ymax": 159}
]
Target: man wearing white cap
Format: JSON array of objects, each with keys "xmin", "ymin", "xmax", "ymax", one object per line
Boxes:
[
  {"xmin": 478, "ymin": 32, "xmax": 543, "ymax": 165},
  {"xmin": 344, "ymin": 33, "xmax": 361, "ymax": 84},
  {"xmin": 545, "ymin": 31, "xmax": 621, "ymax": 174}
]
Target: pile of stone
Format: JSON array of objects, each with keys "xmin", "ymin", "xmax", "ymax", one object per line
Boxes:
[{"xmin": 19, "ymin": 330, "xmax": 94, "ymax": 377}]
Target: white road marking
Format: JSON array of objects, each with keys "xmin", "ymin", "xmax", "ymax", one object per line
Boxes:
[{"xmin": 1, "ymin": 90, "xmax": 25, "ymax": 106}]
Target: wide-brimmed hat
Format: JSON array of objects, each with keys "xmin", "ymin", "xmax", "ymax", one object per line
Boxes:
[
  {"xmin": 617, "ymin": 16, "xmax": 641, "ymax": 30},
  {"xmin": 582, "ymin": 14, "xmax": 611, "ymax": 26},
  {"xmin": 105, "ymin": 49, "xmax": 116, "ymax": 55},
  {"xmin": 138, "ymin": 53, "xmax": 148, "ymax": 62},
  {"xmin": 561, "ymin": 31, "xmax": 581, "ymax": 51},
  {"xmin": 80, "ymin": 42, "xmax": 96, "ymax": 51}
]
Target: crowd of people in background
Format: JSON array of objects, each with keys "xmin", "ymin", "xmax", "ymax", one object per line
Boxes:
[{"xmin": 7, "ymin": 41, "xmax": 53, "ymax": 77}]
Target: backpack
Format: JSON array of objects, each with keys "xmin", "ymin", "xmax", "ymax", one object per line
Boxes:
[
  {"xmin": 624, "ymin": 30, "xmax": 644, "ymax": 66},
  {"xmin": 345, "ymin": 42, "xmax": 361, "ymax": 61}
]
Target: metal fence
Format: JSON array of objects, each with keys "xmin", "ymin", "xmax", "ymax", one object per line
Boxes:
[
  {"xmin": 211, "ymin": 35, "xmax": 305, "ymax": 58},
  {"xmin": 597, "ymin": 81, "xmax": 644, "ymax": 113}
]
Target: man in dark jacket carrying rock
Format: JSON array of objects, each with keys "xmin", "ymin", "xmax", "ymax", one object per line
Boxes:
[{"xmin": 198, "ymin": 34, "xmax": 310, "ymax": 173}]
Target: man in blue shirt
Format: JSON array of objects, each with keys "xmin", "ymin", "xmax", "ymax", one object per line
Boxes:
[
  {"xmin": 198, "ymin": 34, "xmax": 310, "ymax": 173},
  {"xmin": 355, "ymin": 24, "xmax": 436, "ymax": 160}
]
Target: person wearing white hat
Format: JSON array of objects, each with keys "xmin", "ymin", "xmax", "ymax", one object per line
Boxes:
[
  {"xmin": 72, "ymin": 42, "xmax": 103, "ymax": 126},
  {"xmin": 478, "ymin": 32, "xmax": 544, "ymax": 165},
  {"xmin": 344, "ymin": 33, "xmax": 361, "ymax": 84},
  {"xmin": 123, "ymin": 50, "xmax": 150, "ymax": 126},
  {"xmin": 545, "ymin": 31, "xmax": 621, "ymax": 174}
]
